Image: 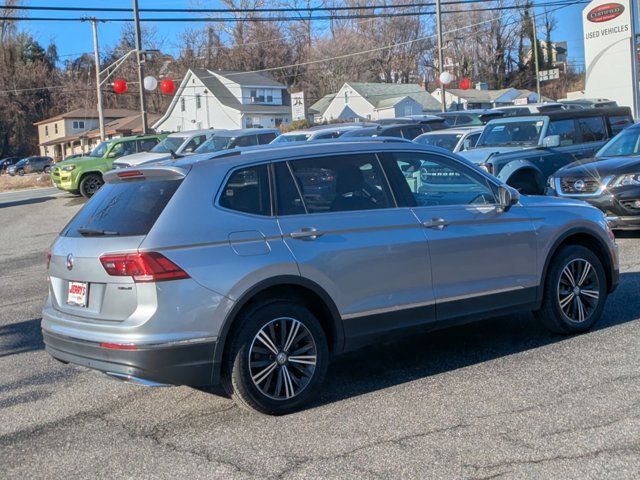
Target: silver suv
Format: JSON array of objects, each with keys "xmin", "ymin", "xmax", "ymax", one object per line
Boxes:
[{"xmin": 42, "ymin": 140, "xmax": 619, "ymax": 414}]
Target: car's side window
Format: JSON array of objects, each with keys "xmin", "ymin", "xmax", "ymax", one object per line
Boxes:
[
  {"xmin": 402, "ymin": 126, "xmax": 424, "ymax": 139},
  {"xmin": 233, "ymin": 135, "xmax": 258, "ymax": 148},
  {"xmin": 382, "ymin": 127, "xmax": 403, "ymax": 138},
  {"xmin": 577, "ymin": 117, "xmax": 607, "ymax": 142},
  {"xmin": 258, "ymin": 133, "xmax": 277, "ymax": 144},
  {"xmin": 184, "ymin": 135, "xmax": 207, "ymax": 152},
  {"xmin": 288, "ymin": 154, "xmax": 393, "ymax": 214},
  {"xmin": 383, "ymin": 152, "xmax": 496, "ymax": 207},
  {"xmin": 274, "ymin": 162, "xmax": 306, "ymax": 215},
  {"xmin": 608, "ymin": 115, "xmax": 633, "ymax": 135},
  {"xmin": 548, "ymin": 119, "xmax": 577, "ymax": 146},
  {"xmin": 465, "ymin": 132, "xmax": 481, "ymax": 149},
  {"xmin": 219, "ymin": 164, "xmax": 271, "ymax": 216},
  {"xmin": 138, "ymin": 138, "xmax": 159, "ymax": 152}
]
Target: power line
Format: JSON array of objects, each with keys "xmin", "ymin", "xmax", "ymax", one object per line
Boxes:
[{"xmin": 0, "ymin": 1, "xmax": 588, "ymax": 23}]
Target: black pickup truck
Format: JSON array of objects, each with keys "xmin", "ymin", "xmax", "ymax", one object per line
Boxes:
[{"xmin": 459, "ymin": 107, "xmax": 633, "ymax": 194}]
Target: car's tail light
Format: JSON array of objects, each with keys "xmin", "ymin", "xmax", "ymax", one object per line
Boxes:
[
  {"xmin": 117, "ymin": 170, "xmax": 144, "ymax": 179},
  {"xmin": 99, "ymin": 251, "xmax": 189, "ymax": 282},
  {"xmin": 100, "ymin": 342, "xmax": 137, "ymax": 350}
]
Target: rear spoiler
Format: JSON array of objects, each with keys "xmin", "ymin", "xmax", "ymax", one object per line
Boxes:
[{"xmin": 103, "ymin": 165, "xmax": 189, "ymax": 184}]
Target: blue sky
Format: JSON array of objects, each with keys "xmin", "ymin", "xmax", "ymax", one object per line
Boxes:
[{"xmin": 19, "ymin": 0, "xmax": 586, "ymax": 70}]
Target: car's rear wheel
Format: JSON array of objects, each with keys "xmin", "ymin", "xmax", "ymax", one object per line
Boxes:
[
  {"xmin": 17, "ymin": 168, "xmax": 24, "ymax": 176},
  {"xmin": 79, "ymin": 173, "xmax": 103, "ymax": 198},
  {"xmin": 535, "ymin": 245, "xmax": 607, "ymax": 334},
  {"xmin": 222, "ymin": 301, "xmax": 329, "ymax": 415},
  {"xmin": 44, "ymin": 166, "xmax": 51, "ymax": 174}
]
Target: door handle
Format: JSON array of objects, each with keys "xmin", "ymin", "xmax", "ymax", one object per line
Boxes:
[
  {"xmin": 422, "ymin": 218, "xmax": 449, "ymax": 230},
  {"xmin": 290, "ymin": 227, "xmax": 323, "ymax": 240}
]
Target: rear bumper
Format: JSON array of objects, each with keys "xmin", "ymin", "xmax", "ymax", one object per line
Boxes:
[{"xmin": 43, "ymin": 330, "xmax": 217, "ymax": 387}]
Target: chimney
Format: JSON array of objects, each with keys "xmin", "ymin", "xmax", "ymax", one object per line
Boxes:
[{"xmin": 475, "ymin": 82, "xmax": 489, "ymax": 91}]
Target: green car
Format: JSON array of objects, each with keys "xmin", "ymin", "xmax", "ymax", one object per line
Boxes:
[{"xmin": 50, "ymin": 134, "xmax": 167, "ymax": 198}]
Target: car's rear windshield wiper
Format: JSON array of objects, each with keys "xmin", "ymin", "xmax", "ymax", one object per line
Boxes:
[{"xmin": 77, "ymin": 227, "xmax": 120, "ymax": 237}]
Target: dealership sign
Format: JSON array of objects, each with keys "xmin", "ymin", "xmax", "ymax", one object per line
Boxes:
[
  {"xmin": 583, "ymin": 0, "xmax": 637, "ymax": 116},
  {"xmin": 291, "ymin": 92, "xmax": 306, "ymax": 122},
  {"xmin": 587, "ymin": 3, "xmax": 625, "ymax": 23}
]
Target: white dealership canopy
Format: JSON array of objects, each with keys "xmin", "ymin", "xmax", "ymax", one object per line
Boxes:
[{"xmin": 583, "ymin": 0, "xmax": 639, "ymax": 117}]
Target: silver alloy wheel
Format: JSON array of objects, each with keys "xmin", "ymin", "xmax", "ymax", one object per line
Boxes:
[
  {"xmin": 84, "ymin": 176, "xmax": 102, "ymax": 196},
  {"xmin": 557, "ymin": 258, "xmax": 600, "ymax": 323},
  {"xmin": 248, "ymin": 317, "xmax": 317, "ymax": 401}
]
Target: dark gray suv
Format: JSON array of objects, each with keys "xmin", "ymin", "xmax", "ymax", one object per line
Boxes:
[{"xmin": 42, "ymin": 140, "xmax": 619, "ymax": 414}]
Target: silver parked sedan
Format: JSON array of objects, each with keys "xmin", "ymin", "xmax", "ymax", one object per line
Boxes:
[{"xmin": 42, "ymin": 140, "xmax": 619, "ymax": 414}]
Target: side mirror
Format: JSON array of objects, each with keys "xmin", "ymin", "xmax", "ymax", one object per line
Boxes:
[
  {"xmin": 497, "ymin": 185, "xmax": 520, "ymax": 212},
  {"xmin": 542, "ymin": 135, "xmax": 560, "ymax": 148}
]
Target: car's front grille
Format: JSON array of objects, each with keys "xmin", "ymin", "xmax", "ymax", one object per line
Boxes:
[{"xmin": 559, "ymin": 177, "xmax": 600, "ymax": 194}]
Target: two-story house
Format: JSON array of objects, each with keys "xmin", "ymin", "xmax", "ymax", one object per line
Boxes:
[
  {"xmin": 153, "ymin": 68, "xmax": 291, "ymax": 132},
  {"xmin": 35, "ymin": 108, "xmax": 142, "ymax": 160}
]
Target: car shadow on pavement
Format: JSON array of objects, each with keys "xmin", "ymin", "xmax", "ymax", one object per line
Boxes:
[
  {"xmin": 0, "ymin": 197, "xmax": 56, "ymax": 209},
  {"xmin": 0, "ymin": 318, "xmax": 44, "ymax": 359},
  {"xmin": 315, "ymin": 271, "xmax": 640, "ymax": 408}
]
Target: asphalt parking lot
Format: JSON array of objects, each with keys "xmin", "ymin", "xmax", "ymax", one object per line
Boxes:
[{"xmin": 1, "ymin": 189, "xmax": 640, "ymax": 479}]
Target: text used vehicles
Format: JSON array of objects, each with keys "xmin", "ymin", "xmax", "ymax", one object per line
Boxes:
[
  {"xmin": 113, "ymin": 129, "xmax": 214, "ymax": 168},
  {"xmin": 8, "ymin": 156, "xmax": 54, "ymax": 176},
  {"xmin": 459, "ymin": 107, "xmax": 633, "ymax": 194},
  {"xmin": 413, "ymin": 126, "xmax": 483, "ymax": 153},
  {"xmin": 43, "ymin": 140, "xmax": 618, "ymax": 414},
  {"xmin": 50, "ymin": 134, "xmax": 166, "ymax": 198},
  {"xmin": 547, "ymin": 122, "xmax": 640, "ymax": 229}
]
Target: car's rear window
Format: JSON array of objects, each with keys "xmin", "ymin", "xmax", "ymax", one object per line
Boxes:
[{"xmin": 63, "ymin": 180, "xmax": 182, "ymax": 237}]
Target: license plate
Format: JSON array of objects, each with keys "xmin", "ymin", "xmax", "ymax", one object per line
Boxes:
[{"xmin": 67, "ymin": 281, "xmax": 88, "ymax": 307}]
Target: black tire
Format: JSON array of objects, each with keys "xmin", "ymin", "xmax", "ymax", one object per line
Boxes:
[
  {"xmin": 222, "ymin": 300, "xmax": 329, "ymax": 415},
  {"xmin": 79, "ymin": 173, "xmax": 104, "ymax": 198},
  {"xmin": 535, "ymin": 245, "xmax": 607, "ymax": 334},
  {"xmin": 44, "ymin": 166, "xmax": 51, "ymax": 174},
  {"xmin": 17, "ymin": 168, "xmax": 24, "ymax": 176},
  {"xmin": 508, "ymin": 173, "xmax": 540, "ymax": 195}
]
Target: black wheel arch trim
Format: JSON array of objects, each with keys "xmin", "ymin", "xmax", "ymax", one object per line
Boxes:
[
  {"xmin": 537, "ymin": 226, "xmax": 617, "ymax": 306},
  {"xmin": 210, "ymin": 275, "xmax": 344, "ymax": 385}
]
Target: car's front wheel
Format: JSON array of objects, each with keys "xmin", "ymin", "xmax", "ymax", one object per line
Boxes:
[
  {"xmin": 79, "ymin": 173, "xmax": 104, "ymax": 198},
  {"xmin": 535, "ymin": 245, "xmax": 607, "ymax": 334},
  {"xmin": 222, "ymin": 301, "xmax": 329, "ymax": 415},
  {"xmin": 44, "ymin": 166, "xmax": 51, "ymax": 174},
  {"xmin": 17, "ymin": 168, "xmax": 24, "ymax": 176}
]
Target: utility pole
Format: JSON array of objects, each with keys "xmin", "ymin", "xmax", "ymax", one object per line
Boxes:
[
  {"xmin": 133, "ymin": 0, "xmax": 148, "ymax": 134},
  {"xmin": 530, "ymin": 7, "xmax": 542, "ymax": 102},
  {"xmin": 435, "ymin": 0, "xmax": 446, "ymax": 112},
  {"xmin": 90, "ymin": 18, "xmax": 105, "ymax": 141}
]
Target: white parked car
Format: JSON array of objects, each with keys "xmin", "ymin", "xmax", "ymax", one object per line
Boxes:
[
  {"xmin": 270, "ymin": 126, "xmax": 362, "ymax": 144},
  {"xmin": 113, "ymin": 129, "xmax": 214, "ymax": 168},
  {"xmin": 413, "ymin": 126, "xmax": 484, "ymax": 153}
]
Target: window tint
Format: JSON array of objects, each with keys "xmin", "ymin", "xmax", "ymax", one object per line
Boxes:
[
  {"xmin": 138, "ymin": 138, "xmax": 159, "ymax": 152},
  {"xmin": 415, "ymin": 133, "xmax": 462, "ymax": 151},
  {"xmin": 455, "ymin": 115, "xmax": 473, "ymax": 126},
  {"xmin": 109, "ymin": 141, "xmax": 136, "ymax": 158},
  {"xmin": 381, "ymin": 127, "xmax": 403, "ymax": 138},
  {"xmin": 383, "ymin": 152, "xmax": 496, "ymax": 207},
  {"xmin": 258, "ymin": 132, "xmax": 277, "ymax": 144},
  {"xmin": 289, "ymin": 154, "xmax": 392, "ymax": 213},
  {"xmin": 219, "ymin": 164, "xmax": 271, "ymax": 216},
  {"xmin": 548, "ymin": 119, "xmax": 577, "ymax": 146},
  {"xmin": 402, "ymin": 126, "xmax": 424, "ymax": 139},
  {"xmin": 274, "ymin": 162, "xmax": 305, "ymax": 215},
  {"xmin": 577, "ymin": 117, "xmax": 606, "ymax": 142},
  {"xmin": 184, "ymin": 135, "xmax": 207, "ymax": 152},
  {"xmin": 608, "ymin": 115, "xmax": 633, "ymax": 135},
  {"xmin": 232, "ymin": 135, "xmax": 258, "ymax": 148},
  {"xmin": 64, "ymin": 180, "xmax": 182, "ymax": 237},
  {"xmin": 464, "ymin": 133, "xmax": 481, "ymax": 149}
]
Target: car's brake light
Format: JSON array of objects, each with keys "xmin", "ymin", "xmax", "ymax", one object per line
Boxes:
[
  {"xmin": 117, "ymin": 170, "xmax": 144, "ymax": 178},
  {"xmin": 99, "ymin": 251, "xmax": 189, "ymax": 282},
  {"xmin": 100, "ymin": 342, "xmax": 137, "ymax": 350}
]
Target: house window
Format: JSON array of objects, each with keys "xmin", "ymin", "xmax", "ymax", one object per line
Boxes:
[
  {"xmin": 45, "ymin": 126, "xmax": 49, "ymax": 136},
  {"xmin": 196, "ymin": 94, "xmax": 201, "ymax": 109},
  {"xmin": 250, "ymin": 89, "xmax": 257, "ymax": 102},
  {"xmin": 180, "ymin": 98, "xmax": 185, "ymax": 112},
  {"xmin": 72, "ymin": 121, "xmax": 85, "ymax": 129},
  {"xmin": 267, "ymin": 91, "xmax": 273, "ymax": 103},
  {"xmin": 54, "ymin": 123, "xmax": 58, "ymax": 134}
]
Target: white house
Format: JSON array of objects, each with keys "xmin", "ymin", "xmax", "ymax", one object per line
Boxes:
[
  {"xmin": 309, "ymin": 82, "xmax": 442, "ymax": 123},
  {"xmin": 431, "ymin": 84, "xmax": 526, "ymax": 110},
  {"xmin": 153, "ymin": 68, "xmax": 291, "ymax": 132}
]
